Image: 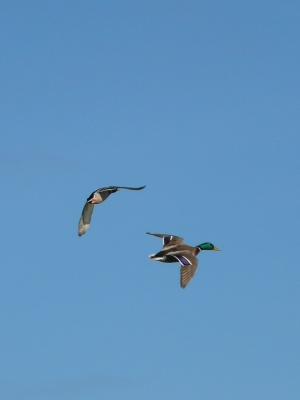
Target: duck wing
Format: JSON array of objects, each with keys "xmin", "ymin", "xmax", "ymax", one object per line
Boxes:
[
  {"xmin": 173, "ymin": 254, "xmax": 198, "ymax": 289},
  {"xmin": 114, "ymin": 185, "xmax": 146, "ymax": 190},
  {"xmin": 146, "ymin": 232, "xmax": 184, "ymax": 249},
  {"xmin": 78, "ymin": 202, "xmax": 94, "ymax": 236},
  {"xmin": 95, "ymin": 185, "xmax": 146, "ymax": 192}
]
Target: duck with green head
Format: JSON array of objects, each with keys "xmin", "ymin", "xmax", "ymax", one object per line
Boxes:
[{"xmin": 147, "ymin": 232, "xmax": 221, "ymax": 288}]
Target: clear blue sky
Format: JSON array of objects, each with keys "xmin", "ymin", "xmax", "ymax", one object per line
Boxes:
[{"xmin": 1, "ymin": 1, "xmax": 299, "ymax": 399}]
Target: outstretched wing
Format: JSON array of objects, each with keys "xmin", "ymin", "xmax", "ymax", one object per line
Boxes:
[
  {"xmin": 174, "ymin": 254, "xmax": 198, "ymax": 289},
  {"xmin": 146, "ymin": 232, "xmax": 184, "ymax": 249},
  {"xmin": 115, "ymin": 185, "xmax": 146, "ymax": 190},
  {"xmin": 78, "ymin": 202, "xmax": 94, "ymax": 236},
  {"xmin": 96, "ymin": 185, "xmax": 146, "ymax": 192}
]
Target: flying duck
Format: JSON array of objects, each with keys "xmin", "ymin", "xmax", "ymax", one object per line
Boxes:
[
  {"xmin": 78, "ymin": 185, "xmax": 146, "ymax": 236},
  {"xmin": 147, "ymin": 232, "xmax": 220, "ymax": 288}
]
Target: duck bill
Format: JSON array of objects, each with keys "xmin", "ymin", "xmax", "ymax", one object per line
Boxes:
[{"xmin": 213, "ymin": 246, "xmax": 221, "ymax": 251}]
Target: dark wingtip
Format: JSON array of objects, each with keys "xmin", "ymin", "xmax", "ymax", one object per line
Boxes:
[{"xmin": 116, "ymin": 185, "xmax": 146, "ymax": 190}]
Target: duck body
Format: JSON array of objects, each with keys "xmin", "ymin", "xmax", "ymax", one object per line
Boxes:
[
  {"xmin": 147, "ymin": 232, "xmax": 220, "ymax": 288},
  {"xmin": 78, "ymin": 185, "xmax": 146, "ymax": 236},
  {"xmin": 86, "ymin": 186, "xmax": 119, "ymax": 205}
]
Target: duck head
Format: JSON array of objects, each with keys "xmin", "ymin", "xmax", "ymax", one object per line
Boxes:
[{"xmin": 197, "ymin": 242, "xmax": 221, "ymax": 251}]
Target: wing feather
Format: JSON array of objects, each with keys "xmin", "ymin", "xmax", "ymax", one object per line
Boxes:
[
  {"xmin": 96, "ymin": 185, "xmax": 146, "ymax": 192},
  {"xmin": 179, "ymin": 255, "xmax": 198, "ymax": 288},
  {"xmin": 146, "ymin": 232, "xmax": 184, "ymax": 249},
  {"xmin": 78, "ymin": 202, "xmax": 94, "ymax": 236}
]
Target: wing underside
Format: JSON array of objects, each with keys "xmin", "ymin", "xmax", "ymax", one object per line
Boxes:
[{"xmin": 78, "ymin": 202, "xmax": 94, "ymax": 236}]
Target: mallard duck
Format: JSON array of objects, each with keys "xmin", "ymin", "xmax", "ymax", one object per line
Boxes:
[
  {"xmin": 147, "ymin": 232, "xmax": 220, "ymax": 288},
  {"xmin": 78, "ymin": 185, "xmax": 146, "ymax": 236}
]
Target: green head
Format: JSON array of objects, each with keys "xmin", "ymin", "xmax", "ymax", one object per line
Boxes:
[{"xmin": 197, "ymin": 242, "xmax": 221, "ymax": 251}]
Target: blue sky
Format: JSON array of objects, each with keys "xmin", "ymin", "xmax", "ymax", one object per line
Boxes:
[{"xmin": 1, "ymin": 1, "xmax": 299, "ymax": 399}]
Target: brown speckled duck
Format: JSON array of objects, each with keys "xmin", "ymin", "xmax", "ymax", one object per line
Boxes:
[{"xmin": 78, "ymin": 185, "xmax": 146, "ymax": 236}]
